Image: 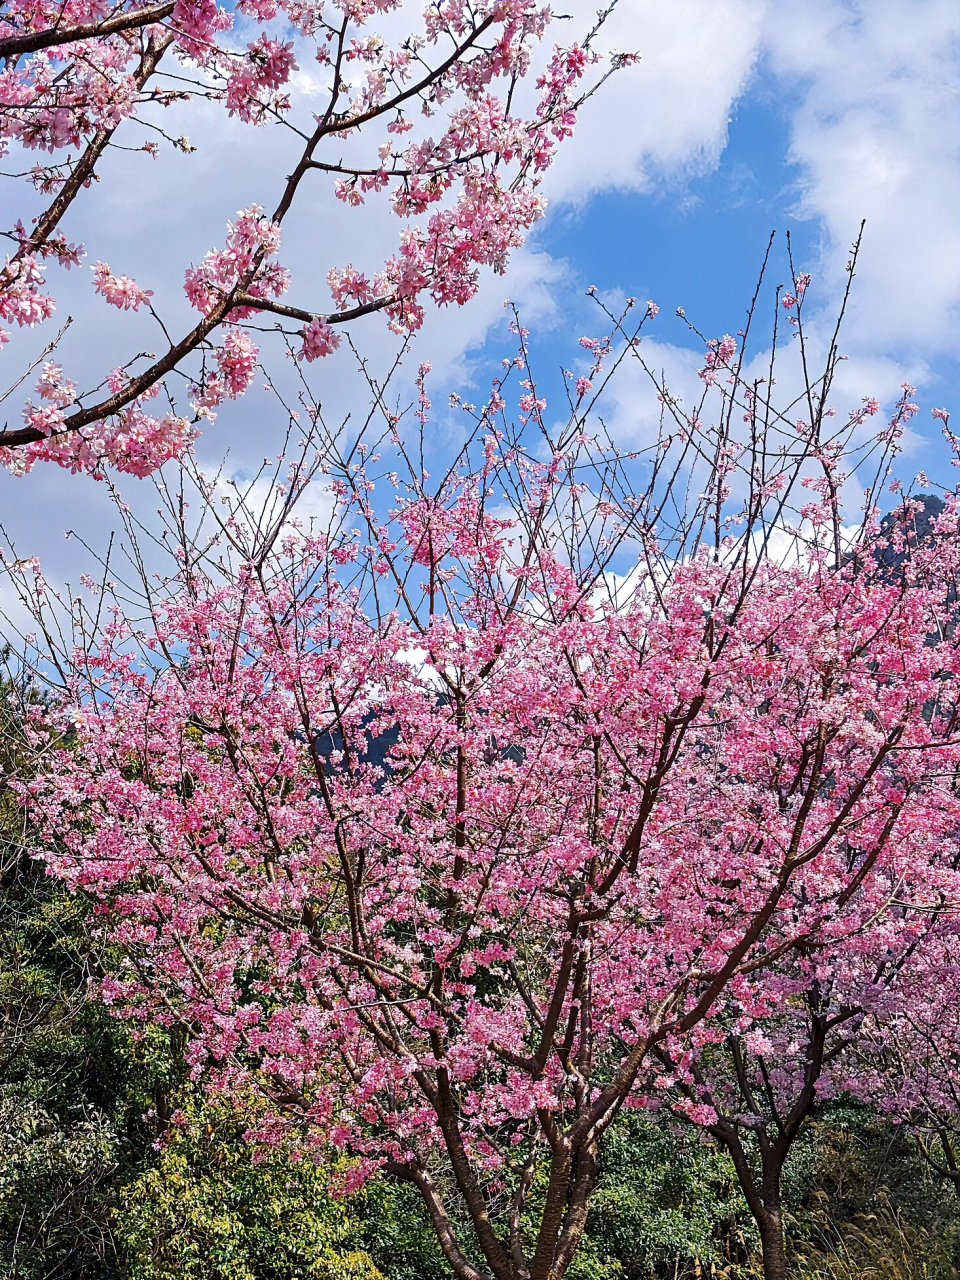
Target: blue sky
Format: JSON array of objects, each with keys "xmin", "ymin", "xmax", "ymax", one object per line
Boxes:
[
  {"xmin": 1, "ymin": 0, "xmax": 959, "ymax": 592},
  {"xmin": 432, "ymin": 1, "xmax": 960, "ymax": 489},
  {"xmin": 544, "ymin": 94, "xmax": 822, "ymax": 338}
]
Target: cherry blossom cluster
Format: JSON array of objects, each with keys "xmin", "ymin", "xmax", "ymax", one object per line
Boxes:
[
  {"xmin": 0, "ymin": 252, "xmax": 56, "ymax": 344},
  {"xmin": 183, "ymin": 205, "xmax": 289, "ymax": 318},
  {"xmin": 92, "ymin": 260, "xmax": 155, "ymax": 311},
  {"xmin": 699, "ymin": 332, "xmax": 738, "ymax": 385},
  {"xmin": 1, "ymin": 359, "xmax": 193, "ymax": 476}
]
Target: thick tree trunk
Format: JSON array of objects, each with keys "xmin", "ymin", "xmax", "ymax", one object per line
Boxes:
[{"xmin": 758, "ymin": 1205, "xmax": 788, "ymax": 1280}]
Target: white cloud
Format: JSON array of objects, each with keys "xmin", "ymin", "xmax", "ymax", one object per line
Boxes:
[
  {"xmin": 761, "ymin": 0, "xmax": 960, "ymax": 360},
  {"xmin": 543, "ymin": 0, "xmax": 767, "ymax": 204}
]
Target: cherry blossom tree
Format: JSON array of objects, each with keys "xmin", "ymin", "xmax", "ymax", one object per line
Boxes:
[
  {"xmin": 641, "ymin": 487, "xmax": 960, "ymax": 1280},
  {"xmin": 646, "ymin": 903, "xmax": 957, "ymax": 1280},
  {"xmin": 0, "ymin": 0, "xmax": 625, "ymax": 477},
  {"xmin": 8, "ymin": 268, "xmax": 960, "ymax": 1280},
  {"xmin": 851, "ymin": 922, "xmax": 960, "ymax": 1203},
  {"xmin": 651, "ymin": 994, "xmax": 851, "ymax": 1280}
]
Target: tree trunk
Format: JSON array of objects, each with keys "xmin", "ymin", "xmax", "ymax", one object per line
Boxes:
[{"xmin": 758, "ymin": 1206, "xmax": 788, "ymax": 1280}]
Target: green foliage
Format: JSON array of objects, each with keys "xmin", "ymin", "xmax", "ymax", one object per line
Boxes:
[
  {"xmin": 118, "ymin": 1094, "xmax": 384, "ymax": 1280},
  {"xmin": 0, "ymin": 1094, "xmax": 120, "ymax": 1277},
  {"xmin": 567, "ymin": 1110, "xmax": 753, "ymax": 1280},
  {"xmin": 357, "ymin": 1178, "xmax": 450, "ymax": 1280},
  {"xmin": 0, "ymin": 802, "xmax": 148, "ymax": 1278},
  {"xmin": 0, "ymin": 672, "xmax": 130, "ymax": 1278}
]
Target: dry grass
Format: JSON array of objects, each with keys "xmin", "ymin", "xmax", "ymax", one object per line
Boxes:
[
  {"xmin": 711, "ymin": 1200, "xmax": 957, "ymax": 1280},
  {"xmin": 673, "ymin": 1197, "xmax": 956, "ymax": 1280},
  {"xmin": 791, "ymin": 1203, "xmax": 954, "ymax": 1279}
]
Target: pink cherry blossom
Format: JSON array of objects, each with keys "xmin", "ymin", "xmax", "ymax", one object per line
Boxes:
[
  {"xmin": 92, "ymin": 261, "xmax": 154, "ymax": 311},
  {"xmin": 299, "ymin": 317, "xmax": 341, "ymax": 362}
]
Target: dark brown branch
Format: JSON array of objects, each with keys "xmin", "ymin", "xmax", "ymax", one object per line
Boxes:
[{"xmin": 0, "ymin": 2, "xmax": 174, "ymax": 60}]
